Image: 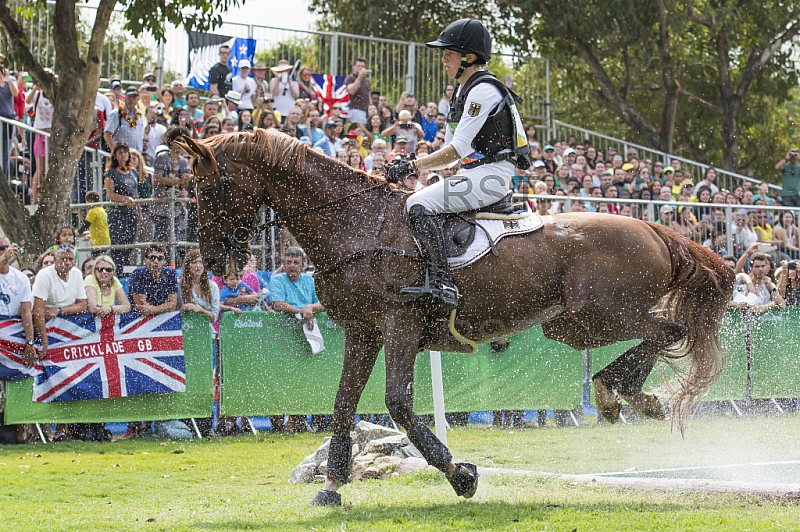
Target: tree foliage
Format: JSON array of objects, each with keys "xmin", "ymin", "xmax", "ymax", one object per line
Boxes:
[
  {"xmin": 505, "ymin": 0, "xmax": 800, "ymax": 176},
  {"xmin": 308, "ymin": 0, "xmax": 520, "ymax": 46},
  {"xmin": 0, "ymin": 0, "xmax": 243, "ymax": 256}
]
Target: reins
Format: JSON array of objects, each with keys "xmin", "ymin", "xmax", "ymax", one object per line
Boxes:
[{"xmin": 197, "ymin": 150, "xmax": 416, "ymax": 271}]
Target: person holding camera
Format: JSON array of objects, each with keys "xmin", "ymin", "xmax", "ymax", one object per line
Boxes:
[
  {"xmin": 733, "ymin": 244, "xmax": 787, "ymax": 314},
  {"xmin": 344, "ymin": 58, "xmax": 370, "ymax": 126},
  {"xmin": 775, "ymin": 148, "xmax": 800, "ymax": 208},
  {"xmin": 381, "ymin": 109, "xmax": 424, "ymax": 153}
]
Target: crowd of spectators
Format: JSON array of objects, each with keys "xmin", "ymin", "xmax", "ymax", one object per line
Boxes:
[{"xmin": 4, "ymin": 50, "xmax": 800, "ymax": 439}]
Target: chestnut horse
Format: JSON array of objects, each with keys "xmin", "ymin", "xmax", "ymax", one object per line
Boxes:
[{"xmin": 177, "ymin": 130, "xmax": 734, "ymax": 506}]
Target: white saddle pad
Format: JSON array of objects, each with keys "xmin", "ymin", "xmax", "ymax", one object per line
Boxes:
[{"xmin": 448, "ymin": 209, "xmax": 544, "ymax": 271}]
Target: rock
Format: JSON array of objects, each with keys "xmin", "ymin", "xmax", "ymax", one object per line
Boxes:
[
  {"xmin": 361, "ymin": 466, "xmax": 384, "ymax": 480},
  {"xmin": 352, "ymin": 421, "xmax": 404, "ymax": 449},
  {"xmin": 351, "ymin": 443, "xmax": 359, "ymax": 457},
  {"xmin": 364, "ymin": 434, "xmax": 411, "ymax": 455},
  {"xmin": 397, "ymin": 457, "xmax": 429, "ymax": 475},
  {"xmin": 400, "ymin": 444, "xmax": 424, "ymax": 459},
  {"xmin": 289, "ymin": 462, "xmax": 317, "ymax": 484},
  {"xmin": 318, "ymin": 460, "xmax": 327, "ymax": 475},
  {"xmin": 313, "ymin": 439, "xmax": 331, "ymax": 467},
  {"xmin": 373, "ymin": 455, "xmax": 402, "ymax": 469}
]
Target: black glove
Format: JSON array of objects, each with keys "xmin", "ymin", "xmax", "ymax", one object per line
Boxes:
[{"xmin": 386, "ymin": 155, "xmax": 417, "ymax": 184}]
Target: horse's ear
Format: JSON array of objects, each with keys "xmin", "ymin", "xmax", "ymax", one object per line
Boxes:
[{"xmin": 178, "ymin": 135, "xmax": 214, "ymax": 161}]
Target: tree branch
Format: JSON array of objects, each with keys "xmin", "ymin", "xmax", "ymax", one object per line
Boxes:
[
  {"xmin": 87, "ymin": 0, "xmax": 118, "ymax": 71},
  {"xmin": 685, "ymin": 1, "xmax": 716, "ymax": 30},
  {"xmin": 679, "ymin": 88, "xmax": 723, "ymax": 114},
  {"xmin": 736, "ymin": 16, "xmax": 800, "ymax": 99}
]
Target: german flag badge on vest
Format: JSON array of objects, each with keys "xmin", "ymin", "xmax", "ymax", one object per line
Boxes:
[{"xmin": 468, "ymin": 102, "xmax": 481, "ymax": 117}]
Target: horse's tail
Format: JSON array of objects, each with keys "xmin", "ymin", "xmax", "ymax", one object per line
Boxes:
[{"xmin": 646, "ymin": 222, "xmax": 735, "ymax": 434}]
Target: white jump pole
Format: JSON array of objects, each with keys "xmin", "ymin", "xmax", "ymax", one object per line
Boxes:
[{"xmin": 429, "ymin": 350, "xmax": 447, "ymax": 447}]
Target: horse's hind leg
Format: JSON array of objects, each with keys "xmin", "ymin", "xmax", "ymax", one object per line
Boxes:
[
  {"xmin": 311, "ymin": 325, "xmax": 383, "ymax": 507},
  {"xmin": 383, "ymin": 308, "xmax": 478, "ymax": 499},
  {"xmin": 593, "ymin": 316, "xmax": 687, "ymax": 422}
]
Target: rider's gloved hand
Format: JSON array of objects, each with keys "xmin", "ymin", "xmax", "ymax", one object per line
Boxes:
[{"xmin": 386, "ymin": 155, "xmax": 417, "ymax": 184}]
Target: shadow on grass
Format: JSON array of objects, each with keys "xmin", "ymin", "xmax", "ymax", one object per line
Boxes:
[{"xmin": 187, "ymin": 499, "xmax": 713, "ymax": 531}]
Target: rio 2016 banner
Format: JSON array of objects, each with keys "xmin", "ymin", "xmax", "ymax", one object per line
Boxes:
[{"xmin": 217, "ymin": 312, "xmax": 585, "ymax": 417}]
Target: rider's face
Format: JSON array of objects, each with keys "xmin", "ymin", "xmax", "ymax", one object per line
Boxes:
[{"xmin": 442, "ymin": 49, "xmax": 463, "ymax": 79}]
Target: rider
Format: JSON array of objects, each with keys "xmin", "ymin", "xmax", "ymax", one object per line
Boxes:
[{"xmin": 386, "ymin": 19, "xmax": 531, "ymax": 313}]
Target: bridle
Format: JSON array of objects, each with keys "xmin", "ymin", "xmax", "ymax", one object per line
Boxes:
[{"xmin": 195, "ymin": 150, "xmax": 388, "ymax": 260}]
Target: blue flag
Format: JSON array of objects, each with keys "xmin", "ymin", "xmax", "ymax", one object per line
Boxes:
[{"xmin": 186, "ymin": 31, "xmax": 256, "ymax": 91}]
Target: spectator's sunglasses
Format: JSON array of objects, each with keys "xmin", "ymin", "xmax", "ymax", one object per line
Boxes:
[
  {"xmin": 147, "ymin": 254, "xmax": 166, "ymax": 261},
  {"xmin": 96, "ymin": 266, "xmax": 113, "ymax": 273},
  {"xmin": 263, "ymin": 98, "xmax": 274, "ymax": 103},
  {"xmin": 332, "ymin": 106, "xmax": 342, "ymax": 110},
  {"xmin": 0, "ymin": 245, "xmax": 8, "ymax": 251}
]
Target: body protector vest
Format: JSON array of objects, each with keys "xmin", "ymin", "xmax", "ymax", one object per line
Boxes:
[{"xmin": 447, "ymin": 70, "xmax": 532, "ymax": 170}]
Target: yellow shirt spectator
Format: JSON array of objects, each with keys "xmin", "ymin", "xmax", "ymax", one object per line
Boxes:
[{"xmin": 86, "ymin": 205, "xmax": 111, "ymax": 246}]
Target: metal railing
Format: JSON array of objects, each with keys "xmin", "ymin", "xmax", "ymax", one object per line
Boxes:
[
  {"xmin": 552, "ymin": 120, "xmax": 780, "ymax": 194},
  {"xmin": 516, "ymin": 192, "xmax": 797, "ymax": 258}
]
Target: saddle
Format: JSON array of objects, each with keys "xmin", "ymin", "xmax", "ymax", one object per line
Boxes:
[{"xmin": 439, "ymin": 191, "xmax": 523, "ymax": 258}]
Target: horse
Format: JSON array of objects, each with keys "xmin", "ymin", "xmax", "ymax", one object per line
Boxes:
[{"xmin": 176, "ymin": 129, "xmax": 734, "ymax": 506}]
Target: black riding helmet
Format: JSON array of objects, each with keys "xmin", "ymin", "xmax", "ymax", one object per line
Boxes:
[{"xmin": 426, "ymin": 19, "xmax": 492, "ymax": 64}]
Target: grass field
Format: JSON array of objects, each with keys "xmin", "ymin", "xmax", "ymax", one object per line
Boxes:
[{"xmin": 2, "ymin": 414, "xmax": 800, "ymax": 531}]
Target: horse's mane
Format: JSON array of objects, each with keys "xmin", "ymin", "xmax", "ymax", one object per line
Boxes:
[{"xmin": 200, "ymin": 128, "xmax": 384, "ymax": 185}]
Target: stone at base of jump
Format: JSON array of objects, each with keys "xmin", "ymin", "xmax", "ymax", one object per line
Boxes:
[{"xmin": 309, "ymin": 489, "xmax": 342, "ymax": 507}]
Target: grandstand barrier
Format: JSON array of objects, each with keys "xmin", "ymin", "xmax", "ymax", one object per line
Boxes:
[
  {"xmin": 552, "ymin": 119, "xmax": 777, "ymax": 193},
  {"xmin": 4, "ymin": 308, "xmax": 799, "ymax": 425}
]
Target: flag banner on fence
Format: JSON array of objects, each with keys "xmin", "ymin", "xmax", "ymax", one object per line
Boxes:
[
  {"xmin": 0, "ymin": 316, "xmax": 39, "ymax": 382},
  {"xmin": 186, "ymin": 31, "xmax": 256, "ymax": 91},
  {"xmin": 33, "ymin": 312, "xmax": 185, "ymax": 403},
  {"xmin": 311, "ymin": 74, "xmax": 349, "ymax": 118}
]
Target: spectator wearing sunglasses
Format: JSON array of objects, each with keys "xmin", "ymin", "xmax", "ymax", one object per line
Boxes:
[
  {"xmin": 128, "ymin": 244, "xmax": 178, "ymax": 316},
  {"xmin": 84, "ymin": 254, "xmax": 130, "ymax": 317},
  {"xmin": 252, "ymin": 92, "xmax": 281, "ymax": 126}
]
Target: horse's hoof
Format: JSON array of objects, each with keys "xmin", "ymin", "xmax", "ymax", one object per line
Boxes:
[
  {"xmin": 622, "ymin": 392, "xmax": 666, "ymax": 420},
  {"xmin": 593, "ymin": 377, "xmax": 621, "ymax": 423},
  {"xmin": 448, "ymin": 462, "xmax": 478, "ymax": 499},
  {"xmin": 309, "ymin": 489, "xmax": 342, "ymax": 507}
]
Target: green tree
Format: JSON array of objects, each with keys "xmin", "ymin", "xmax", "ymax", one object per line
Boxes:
[
  {"xmin": 506, "ymin": 0, "xmax": 800, "ymax": 173},
  {"xmin": 308, "ymin": 0, "xmax": 519, "ymax": 46},
  {"xmin": 0, "ymin": 0, "xmax": 243, "ymax": 258}
]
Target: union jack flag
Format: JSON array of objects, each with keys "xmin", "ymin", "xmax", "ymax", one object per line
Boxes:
[
  {"xmin": 311, "ymin": 74, "xmax": 350, "ymax": 119},
  {"xmin": 32, "ymin": 312, "xmax": 186, "ymax": 403},
  {"xmin": 0, "ymin": 317, "xmax": 39, "ymax": 382}
]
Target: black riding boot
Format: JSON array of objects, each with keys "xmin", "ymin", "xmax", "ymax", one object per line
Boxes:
[{"xmin": 400, "ymin": 204, "xmax": 459, "ymax": 315}]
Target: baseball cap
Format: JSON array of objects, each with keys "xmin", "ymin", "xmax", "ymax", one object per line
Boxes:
[
  {"xmin": 663, "ymin": 166, "xmax": 675, "ymax": 173},
  {"xmin": 110, "ymin": 80, "xmax": 122, "ymax": 90},
  {"xmin": 324, "ymin": 120, "xmax": 338, "ymax": 128},
  {"xmin": 621, "ymin": 163, "xmax": 634, "ymax": 171},
  {"xmin": 347, "ymin": 130, "xmax": 358, "ymax": 139},
  {"xmin": 170, "ymin": 80, "xmax": 183, "ymax": 88},
  {"xmin": 124, "ymin": 86, "xmax": 139, "ymax": 95},
  {"xmin": 395, "ymin": 136, "xmax": 409, "ymax": 143},
  {"xmin": 532, "ymin": 160, "xmax": 546, "ymax": 168},
  {"xmin": 155, "ymin": 145, "xmax": 170, "ymax": 156},
  {"xmin": 238, "ymin": 59, "xmax": 251, "ymax": 69},
  {"xmin": 660, "ymin": 204, "xmax": 674, "ymax": 214},
  {"xmin": 142, "ymin": 72, "xmax": 156, "ymax": 82},
  {"xmin": 680, "ymin": 178, "xmax": 694, "ymax": 186},
  {"xmin": 563, "ymin": 147, "xmax": 575, "ymax": 156},
  {"xmin": 543, "ymin": 144, "xmax": 554, "ymax": 151}
]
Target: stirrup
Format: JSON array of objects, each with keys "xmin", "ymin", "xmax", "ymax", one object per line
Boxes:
[{"xmin": 400, "ymin": 269, "xmax": 459, "ymax": 315}]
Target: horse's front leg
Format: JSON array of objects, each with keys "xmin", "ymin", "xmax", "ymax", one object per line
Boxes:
[
  {"xmin": 383, "ymin": 308, "xmax": 479, "ymax": 499},
  {"xmin": 310, "ymin": 325, "xmax": 383, "ymax": 507}
]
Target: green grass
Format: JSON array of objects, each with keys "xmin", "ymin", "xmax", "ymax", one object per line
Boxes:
[{"xmin": 2, "ymin": 414, "xmax": 800, "ymax": 531}]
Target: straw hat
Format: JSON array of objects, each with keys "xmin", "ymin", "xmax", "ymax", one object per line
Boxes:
[{"xmin": 271, "ymin": 59, "xmax": 293, "ymax": 74}]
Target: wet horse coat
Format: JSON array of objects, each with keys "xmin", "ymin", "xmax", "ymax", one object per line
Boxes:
[{"xmin": 178, "ymin": 130, "xmax": 734, "ymax": 505}]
